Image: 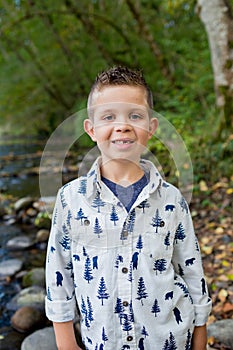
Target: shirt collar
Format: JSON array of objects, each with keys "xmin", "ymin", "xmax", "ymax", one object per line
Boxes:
[{"xmin": 86, "ymin": 157, "xmax": 162, "ymax": 198}]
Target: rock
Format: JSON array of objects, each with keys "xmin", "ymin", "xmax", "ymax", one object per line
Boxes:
[
  {"xmin": 14, "ymin": 197, "xmax": 34, "ymax": 212},
  {"xmin": 21, "ymin": 327, "xmax": 58, "ymax": 350},
  {"xmin": 207, "ymin": 319, "xmax": 233, "ymax": 349},
  {"xmin": 0, "ymin": 258, "xmax": 23, "ymax": 277},
  {"xmin": 11, "ymin": 306, "xmax": 46, "ymax": 333},
  {"xmin": 6, "ymin": 235, "xmax": 33, "ymax": 250},
  {"xmin": 36, "ymin": 229, "xmax": 50, "ymax": 243},
  {"xmin": 22, "ymin": 268, "xmax": 45, "ymax": 288},
  {"xmin": 0, "ymin": 326, "xmax": 26, "ymax": 350},
  {"xmin": 6, "ymin": 286, "xmax": 46, "ymax": 311}
]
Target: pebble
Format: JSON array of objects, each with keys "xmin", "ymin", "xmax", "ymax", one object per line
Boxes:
[
  {"xmin": 11, "ymin": 306, "xmax": 46, "ymax": 333},
  {"xmin": 6, "ymin": 286, "xmax": 46, "ymax": 311},
  {"xmin": 21, "ymin": 327, "xmax": 58, "ymax": 350},
  {"xmin": 22, "ymin": 267, "xmax": 45, "ymax": 288},
  {"xmin": 14, "ymin": 197, "xmax": 34, "ymax": 212},
  {"xmin": 207, "ymin": 319, "xmax": 233, "ymax": 349},
  {"xmin": 36, "ymin": 229, "xmax": 50, "ymax": 243},
  {"xmin": 6, "ymin": 235, "xmax": 33, "ymax": 250},
  {"xmin": 0, "ymin": 258, "xmax": 23, "ymax": 277}
]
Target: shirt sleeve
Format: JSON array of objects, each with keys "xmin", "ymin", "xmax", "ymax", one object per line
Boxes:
[
  {"xmin": 45, "ymin": 187, "xmax": 76, "ymax": 322},
  {"xmin": 172, "ymin": 194, "xmax": 212, "ymax": 326}
]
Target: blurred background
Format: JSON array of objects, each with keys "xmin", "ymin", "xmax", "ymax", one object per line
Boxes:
[{"xmin": 0, "ymin": 1, "xmax": 232, "ymax": 349}]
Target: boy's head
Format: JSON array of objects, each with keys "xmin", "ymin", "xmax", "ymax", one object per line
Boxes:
[{"xmin": 87, "ymin": 66, "xmax": 154, "ymax": 110}]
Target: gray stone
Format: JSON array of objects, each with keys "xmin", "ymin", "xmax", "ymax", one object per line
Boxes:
[
  {"xmin": 0, "ymin": 258, "xmax": 23, "ymax": 277},
  {"xmin": 6, "ymin": 286, "xmax": 46, "ymax": 311},
  {"xmin": 22, "ymin": 267, "xmax": 45, "ymax": 288},
  {"xmin": 21, "ymin": 327, "xmax": 58, "ymax": 350},
  {"xmin": 36, "ymin": 229, "xmax": 50, "ymax": 243},
  {"xmin": 6, "ymin": 235, "xmax": 33, "ymax": 250},
  {"xmin": 207, "ymin": 319, "xmax": 233, "ymax": 349},
  {"xmin": 14, "ymin": 197, "xmax": 34, "ymax": 212}
]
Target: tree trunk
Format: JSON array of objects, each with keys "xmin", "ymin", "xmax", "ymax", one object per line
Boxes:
[{"xmin": 197, "ymin": 0, "xmax": 233, "ymax": 137}]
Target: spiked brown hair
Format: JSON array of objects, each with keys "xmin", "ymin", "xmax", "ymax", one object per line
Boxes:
[{"xmin": 87, "ymin": 66, "xmax": 154, "ymax": 109}]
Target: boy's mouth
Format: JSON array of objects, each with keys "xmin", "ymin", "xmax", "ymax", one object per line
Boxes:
[{"xmin": 112, "ymin": 139, "xmax": 134, "ymax": 144}]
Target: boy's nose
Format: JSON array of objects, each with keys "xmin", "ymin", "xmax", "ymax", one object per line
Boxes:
[{"xmin": 114, "ymin": 120, "xmax": 132, "ymax": 133}]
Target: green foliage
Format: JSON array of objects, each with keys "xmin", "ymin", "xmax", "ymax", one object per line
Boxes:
[{"xmin": 0, "ymin": 0, "xmax": 232, "ymax": 181}]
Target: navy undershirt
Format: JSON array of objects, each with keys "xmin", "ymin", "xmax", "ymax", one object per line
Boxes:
[{"xmin": 101, "ymin": 173, "xmax": 149, "ymax": 212}]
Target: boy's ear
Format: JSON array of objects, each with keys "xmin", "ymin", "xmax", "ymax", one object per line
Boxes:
[
  {"xmin": 148, "ymin": 117, "xmax": 158, "ymax": 138},
  {"xmin": 83, "ymin": 119, "xmax": 97, "ymax": 142}
]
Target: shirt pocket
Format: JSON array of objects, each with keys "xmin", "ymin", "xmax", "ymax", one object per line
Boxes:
[{"xmin": 141, "ymin": 218, "xmax": 175, "ymax": 260}]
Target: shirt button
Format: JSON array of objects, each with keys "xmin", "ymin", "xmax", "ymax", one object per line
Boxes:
[
  {"xmin": 160, "ymin": 220, "xmax": 165, "ymax": 227},
  {"xmin": 123, "ymin": 301, "xmax": 129, "ymax": 307},
  {"xmin": 122, "ymin": 267, "xmax": 128, "ymax": 274},
  {"xmin": 84, "ymin": 219, "xmax": 90, "ymax": 226},
  {"xmin": 127, "ymin": 335, "xmax": 133, "ymax": 341}
]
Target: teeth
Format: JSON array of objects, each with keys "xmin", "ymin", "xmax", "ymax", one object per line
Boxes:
[{"xmin": 113, "ymin": 140, "xmax": 132, "ymax": 144}]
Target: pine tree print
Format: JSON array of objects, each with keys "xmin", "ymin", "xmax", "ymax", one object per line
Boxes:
[
  {"xmin": 97, "ymin": 277, "xmax": 109, "ymax": 305},
  {"xmin": 115, "ymin": 254, "xmax": 123, "ymax": 268},
  {"xmin": 136, "ymin": 277, "xmax": 148, "ymax": 305},
  {"xmin": 179, "ymin": 197, "xmax": 188, "ymax": 213},
  {"xmin": 114, "ymin": 297, "xmax": 125, "ymax": 325},
  {"xmin": 141, "ymin": 326, "xmax": 149, "ymax": 338},
  {"xmin": 129, "ymin": 300, "xmax": 134, "ymax": 322},
  {"xmin": 175, "ymin": 223, "xmax": 186, "ymax": 243},
  {"xmin": 60, "ymin": 189, "xmax": 67, "ymax": 209},
  {"xmin": 47, "ymin": 287, "xmax": 52, "ymax": 301},
  {"xmin": 83, "ymin": 246, "xmax": 88, "ymax": 256},
  {"xmin": 127, "ymin": 262, "xmax": 133, "ymax": 282},
  {"xmin": 164, "ymin": 231, "xmax": 171, "ymax": 249},
  {"xmin": 75, "ymin": 208, "xmax": 87, "ymax": 225},
  {"xmin": 127, "ymin": 209, "xmax": 136, "ymax": 233},
  {"xmin": 153, "ymin": 259, "xmax": 167, "ymax": 275},
  {"xmin": 122, "ymin": 314, "xmax": 132, "ymax": 334},
  {"xmin": 102, "ymin": 327, "xmax": 108, "ymax": 344},
  {"xmin": 138, "ymin": 199, "xmax": 150, "ymax": 213},
  {"xmin": 59, "ymin": 224, "xmax": 70, "ymax": 250},
  {"xmin": 87, "ymin": 296, "xmax": 94, "ymax": 322},
  {"xmin": 65, "ymin": 261, "xmax": 73, "ymax": 277},
  {"xmin": 136, "ymin": 234, "xmax": 143, "ymax": 252},
  {"xmin": 185, "ymin": 329, "xmax": 192, "ymax": 350},
  {"xmin": 53, "ymin": 208, "xmax": 58, "ymax": 225},
  {"xmin": 151, "ymin": 298, "xmax": 160, "ymax": 317},
  {"xmin": 78, "ymin": 179, "xmax": 87, "ymax": 195},
  {"xmin": 83, "ymin": 256, "xmax": 93, "ymax": 283},
  {"xmin": 93, "ymin": 217, "xmax": 103, "ymax": 238},
  {"xmin": 110, "ymin": 205, "xmax": 119, "ymax": 226},
  {"xmin": 151, "ymin": 209, "xmax": 162, "ymax": 233},
  {"xmin": 66, "ymin": 210, "xmax": 72, "ymax": 230},
  {"xmin": 81, "ymin": 295, "xmax": 87, "ymax": 317},
  {"xmin": 92, "ymin": 191, "xmax": 106, "ymax": 213},
  {"xmin": 162, "ymin": 332, "xmax": 177, "ymax": 350},
  {"xmin": 175, "ymin": 282, "xmax": 189, "ymax": 297}
]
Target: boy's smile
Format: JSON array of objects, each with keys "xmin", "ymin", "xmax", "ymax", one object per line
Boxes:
[{"xmin": 84, "ymin": 85, "xmax": 158, "ymax": 165}]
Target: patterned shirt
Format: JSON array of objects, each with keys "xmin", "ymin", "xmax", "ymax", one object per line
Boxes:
[{"xmin": 45, "ymin": 157, "xmax": 212, "ymax": 350}]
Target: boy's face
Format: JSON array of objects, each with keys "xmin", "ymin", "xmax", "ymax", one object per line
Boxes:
[{"xmin": 84, "ymin": 85, "xmax": 158, "ymax": 164}]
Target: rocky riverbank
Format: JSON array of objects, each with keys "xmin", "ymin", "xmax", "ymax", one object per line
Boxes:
[{"xmin": 0, "ymin": 191, "xmax": 232, "ymax": 349}]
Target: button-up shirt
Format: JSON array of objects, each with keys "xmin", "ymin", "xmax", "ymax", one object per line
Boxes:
[{"xmin": 45, "ymin": 158, "xmax": 212, "ymax": 350}]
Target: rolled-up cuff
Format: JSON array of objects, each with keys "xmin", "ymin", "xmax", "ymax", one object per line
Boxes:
[
  {"xmin": 45, "ymin": 297, "xmax": 76, "ymax": 323},
  {"xmin": 194, "ymin": 298, "xmax": 212, "ymax": 326}
]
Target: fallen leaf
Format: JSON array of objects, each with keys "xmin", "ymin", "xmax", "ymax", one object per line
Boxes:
[
  {"xmin": 222, "ymin": 302, "xmax": 233, "ymax": 313},
  {"xmin": 218, "ymin": 289, "xmax": 228, "ymax": 302},
  {"xmin": 215, "ymin": 227, "xmax": 224, "ymax": 234},
  {"xmin": 199, "ymin": 180, "xmax": 208, "ymax": 191}
]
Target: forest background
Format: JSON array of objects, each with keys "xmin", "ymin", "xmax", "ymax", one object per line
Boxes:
[
  {"xmin": 0, "ymin": 0, "xmax": 233, "ymax": 183},
  {"xmin": 0, "ymin": 1, "xmax": 233, "ymax": 347}
]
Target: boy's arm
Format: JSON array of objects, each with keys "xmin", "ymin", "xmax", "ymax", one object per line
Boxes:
[
  {"xmin": 191, "ymin": 324, "xmax": 208, "ymax": 350},
  {"xmin": 53, "ymin": 321, "xmax": 81, "ymax": 350}
]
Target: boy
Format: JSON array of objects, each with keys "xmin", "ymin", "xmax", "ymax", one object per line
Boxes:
[{"xmin": 45, "ymin": 66, "xmax": 212, "ymax": 350}]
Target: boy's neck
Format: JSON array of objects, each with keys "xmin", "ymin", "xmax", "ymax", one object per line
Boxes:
[{"xmin": 100, "ymin": 158, "xmax": 144, "ymax": 186}]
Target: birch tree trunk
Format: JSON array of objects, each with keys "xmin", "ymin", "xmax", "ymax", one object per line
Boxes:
[{"xmin": 197, "ymin": 0, "xmax": 233, "ymax": 136}]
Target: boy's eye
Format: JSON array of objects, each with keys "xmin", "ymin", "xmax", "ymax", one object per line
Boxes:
[
  {"xmin": 130, "ymin": 114, "xmax": 142, "ymax": 120},
  {"xmin": 103, "ymin": 115, "xmax": 114, "ymax": 121}
]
